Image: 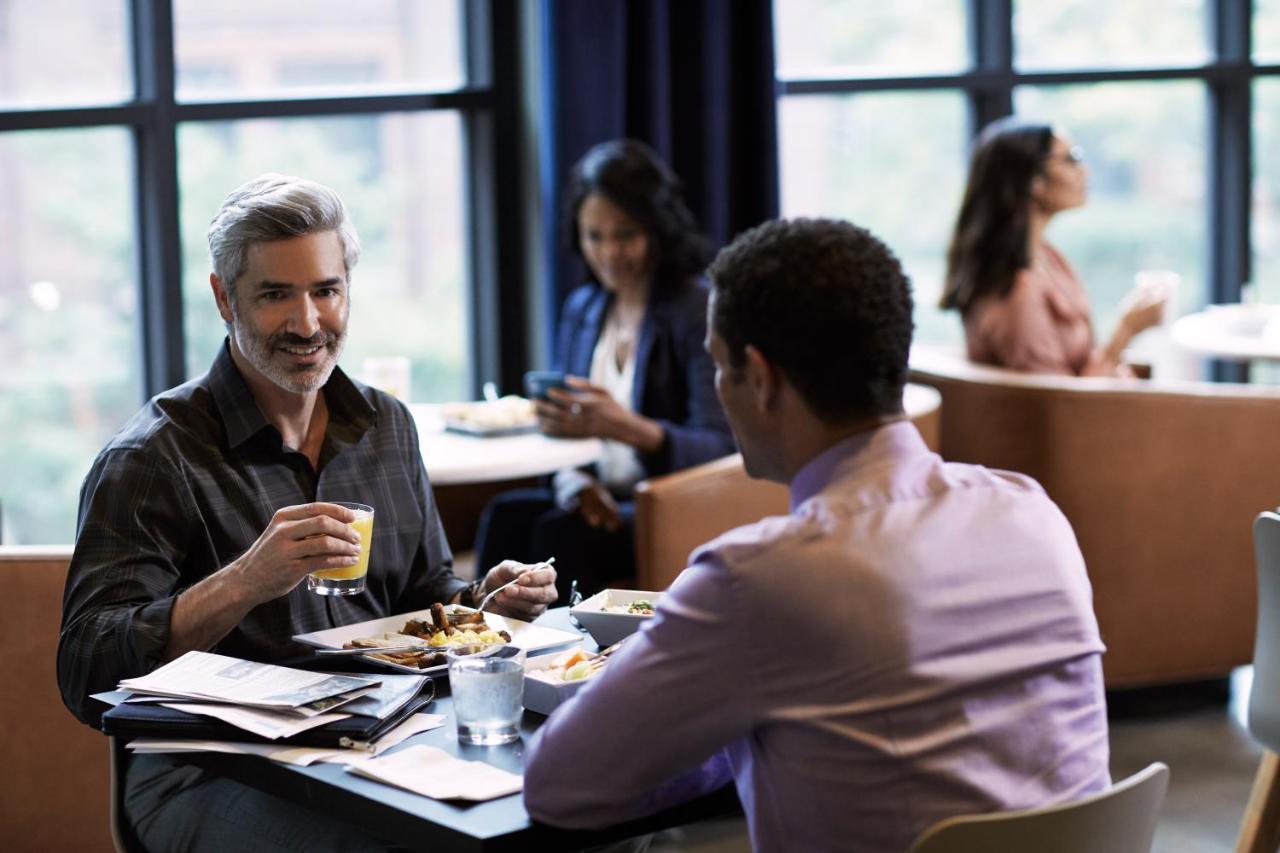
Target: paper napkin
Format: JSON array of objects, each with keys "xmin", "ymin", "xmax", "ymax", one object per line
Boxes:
[{"xmin": 347, "ymin": 744, "xmax": 523, "ymax": 801}]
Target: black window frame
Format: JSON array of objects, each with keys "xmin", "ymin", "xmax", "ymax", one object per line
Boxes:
[
  {"xmin": 0, "ymin": 0, "xmax": 527, "ymax": 401},
  {"xmin": 775, "ymin": 0, "xmax": 1280, "ymax": 378}
]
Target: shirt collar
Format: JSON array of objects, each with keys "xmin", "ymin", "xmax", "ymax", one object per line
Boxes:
[
  {"xmin": 207, "ymin": 338, "xmax": 377, "ymax": 450},
  {"xmin": 788, "ymin": 419, "xmax": 928, "ymax": 511}
]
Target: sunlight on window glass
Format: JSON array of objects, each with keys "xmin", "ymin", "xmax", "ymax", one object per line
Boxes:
[
  {"xmin": 0, "ymin": 0, "xmax": 131, "ymax": 107},
  {"xmin": 778, "ymin": 92, "xmax": 968, "ymax": 346},
  {"xmin": 1253, "ymin": 80, "xmax": 1280, "ymax": 304},
  {"xmin": 178, "ymin": 112, "xmax": 469, "ymax": 402},
  {"xmin": 773, "ymin": 0, "xmax": 966, "ymax": 78},
  {"xmin": 174, "ymin": 0, "xmax": 465, "ymax": 100},
  {"xmin": 1015, "ymin": 0, "xmax": 1208, "ymax": 70},
  {"xmin": 1013, "ymin": 83, "xmax": 1206, "ymax": 346},
  {"xmin": 0, "ymin": 128, "xmax": 140, "ymax": 544},
  {"xmin": 1258, "ymin": 0, "xmax": 1280, "ymax": 63}
]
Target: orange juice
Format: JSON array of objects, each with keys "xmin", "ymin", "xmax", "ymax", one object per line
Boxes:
[{"xmin": 311, "ymin": 509, "xmax": 374, "ymax": 581}]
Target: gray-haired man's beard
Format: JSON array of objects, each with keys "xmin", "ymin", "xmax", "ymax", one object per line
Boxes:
[{"xmin": 231, "ymin": 318, "xmax": 347, "ymax": 394}]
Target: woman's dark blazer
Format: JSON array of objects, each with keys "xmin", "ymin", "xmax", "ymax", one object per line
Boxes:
[{"xmin": 551, "ymin": 277, "xmax": 735, "ymax": 479}]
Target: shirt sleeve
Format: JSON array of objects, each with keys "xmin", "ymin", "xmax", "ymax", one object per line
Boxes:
[
  {"xmin": 57, "ymin": 448, "xmax": 193, "ymax": 726},
  {"xmin": 522, "ymin": 553, "xmax": 749, "ymax": 827}
]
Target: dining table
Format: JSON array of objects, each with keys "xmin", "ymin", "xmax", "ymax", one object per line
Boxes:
[
  {"xmin": 410, "ymin": 404, "xmax": 605, "ymax": 556},
  {"xmin": 1169, "ymin": 304, "xmax": 1280, "ymax": 363},
  {"xmin": 411, "ymin": 404, "xmax": 604, "ymax": 487},
  {"xmin": 168, "ymin": 608, "xmax": 742, "ymax": 853}
]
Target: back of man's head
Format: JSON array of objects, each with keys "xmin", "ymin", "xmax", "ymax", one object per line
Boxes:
[
  {"xmin": 208, "ymin": 173, "xmax": 361, "ymax": 296},
  {"xmin": 708, "ymin": 218, "xmax": 914, "ymax": 424}
]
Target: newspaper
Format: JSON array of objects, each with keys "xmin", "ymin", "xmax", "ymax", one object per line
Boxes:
[
  {"xmin": 125, "ymin": 713, "xmax": 447, "ymax": 764},
  {"xmin": 337, "ymin": 674, "xmax": 431, "ymax": 720},
  {"xmin": 118, "ymin": 650, "xmax": 380, "ymax": 711},
  {"xmin": 160, "ymin": 702, "xmax": 351, "ymax": 740}
]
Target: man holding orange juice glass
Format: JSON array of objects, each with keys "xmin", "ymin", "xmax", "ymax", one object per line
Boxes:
[{"xmin": 57, "ymin": 174, "xmax": 557, "ymax": 852}]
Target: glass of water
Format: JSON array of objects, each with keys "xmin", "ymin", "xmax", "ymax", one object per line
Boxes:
[{"xmin": 447, "ymin": 645, "xmax": 526, "ymax": 745}]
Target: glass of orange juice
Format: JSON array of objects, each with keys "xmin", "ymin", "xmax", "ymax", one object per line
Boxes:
[{"xmin": 307, "ymin": 502, "xmax": 374, "ymax": 596}]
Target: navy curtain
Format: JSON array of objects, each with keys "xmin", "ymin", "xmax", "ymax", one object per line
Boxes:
[{"xmin": 538, "ymin": 0, "xmax": 779, "ymax": 351}]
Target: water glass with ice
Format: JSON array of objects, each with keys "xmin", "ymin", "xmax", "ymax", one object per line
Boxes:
[{"xmin": 447, "ymin": 645, "xmax": 526, "ymax": 745}]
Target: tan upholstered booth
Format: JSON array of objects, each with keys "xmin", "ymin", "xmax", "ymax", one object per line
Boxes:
[
  {"xmin": 0, "ymin": 547, "xmax": 113, "ymax": 852},
  {"xmin": 909, "ymin": 344, "xmax": 1280, "ymax": 688},
  {"xmin": 634, "ymin": 384, "xmax": 942, "ymax": 592}
]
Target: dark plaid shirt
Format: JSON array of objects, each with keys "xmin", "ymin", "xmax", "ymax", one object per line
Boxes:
[{"xmin": 58, "ymin": 340, "xmax": 468, "ymax": 725}]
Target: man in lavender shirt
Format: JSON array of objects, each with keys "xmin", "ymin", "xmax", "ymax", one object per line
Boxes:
[{"xmin": 523, "ymin": 218, "xmax": 1110, "ymax": 852}]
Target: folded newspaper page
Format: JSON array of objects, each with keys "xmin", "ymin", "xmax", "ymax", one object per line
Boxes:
[{"xmin": 118, "ymin": 650, "xmax": 380, "ymax": 710}]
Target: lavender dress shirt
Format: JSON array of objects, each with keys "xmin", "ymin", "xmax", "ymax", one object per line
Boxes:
[{"xmin": 524, "ymin": 420, "xmax": 1110, "ymax": 852}]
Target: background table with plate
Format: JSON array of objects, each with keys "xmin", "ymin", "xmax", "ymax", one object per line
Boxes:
[
  {"xmin": 411, "ymin": 403, "xmax": 604, "ymax": 566},
  {"xmin": 1170, "ymin": 303, "xmax": 1280, "ymax": 363}
]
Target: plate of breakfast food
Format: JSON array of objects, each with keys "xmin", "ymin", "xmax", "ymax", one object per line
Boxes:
[
  {"xmin": 293, "ymin": 602, "xmax": 581, "ymax": 675},
  {"xmin": 440, "ymin": 396, "xmax": 539, "ymax": 437}
]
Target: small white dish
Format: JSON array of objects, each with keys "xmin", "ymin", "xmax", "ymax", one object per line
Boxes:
[
  {"xmin": 522, "ymin": 650, "xmax": 599, "ymax": 715},
  {"xmin": 569, "ymin": 589, "xmax": 662, "ymax": 648}
]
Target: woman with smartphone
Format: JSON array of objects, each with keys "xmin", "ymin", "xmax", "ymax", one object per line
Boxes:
[{"xmin": 475, "ymin": 139, "xmax": 734, "ymax": 602}]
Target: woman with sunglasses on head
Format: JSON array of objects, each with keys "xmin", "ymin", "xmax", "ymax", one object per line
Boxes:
[
  {"xmin": 940, "ymin": 117, "xmax": 1166, "ymax": 377},
  {"xmin": 474, "ymin": 139, "xmax": 733, "ymax": 603}
]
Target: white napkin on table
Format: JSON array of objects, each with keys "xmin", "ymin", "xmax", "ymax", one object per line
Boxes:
[{"xmin": 346, "ymin": 744, "xmax": 522, "ymax": 801}]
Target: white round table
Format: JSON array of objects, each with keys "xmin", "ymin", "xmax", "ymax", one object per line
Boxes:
[
  {"xmin": 411, "ymin": 404, "xmax": 603, "ymax": 486},
  {"xmin": 1170, "ymin": 304, "xmax": 1280, "ymax": 362}
]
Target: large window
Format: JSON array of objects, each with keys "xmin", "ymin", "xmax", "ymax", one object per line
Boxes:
[
  {"xmin": 774, "ymin": 0, "xmax": 1271, "ymax": 357},
  {"xmin": 0, "ymin": 1, "xmax": 522, "ymax": 544}
]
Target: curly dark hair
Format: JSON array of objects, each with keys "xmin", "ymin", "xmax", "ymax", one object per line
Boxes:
[
  {"xmin": 563, "ymin": 139, "xmax": 713, "ymax": 288},
  {"xmin": 708, "ymin": 218, "xmax": 914, "ymax": 424},
  {"xmin": 939, "ymin": 117, "xmax": 1055, "ymax": 315}
]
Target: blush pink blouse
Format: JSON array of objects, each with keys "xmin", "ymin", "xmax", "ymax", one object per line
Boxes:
[{"xmin": 964, "ymin": 243, "xmax": 1128, "ymax": 377}]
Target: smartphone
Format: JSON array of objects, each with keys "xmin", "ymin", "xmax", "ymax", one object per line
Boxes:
[{"xmin": 523, "ymin": 370, "xmax": 567, "ymax": 400}]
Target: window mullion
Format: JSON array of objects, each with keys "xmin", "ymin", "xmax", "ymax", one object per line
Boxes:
[
  {"xmin": 968, "ymin": 0, "xmax": 1013, "ymax": 137},
  {"xmin": 131, "ymin": 0, "xmax": 184, "ymax": 398}
]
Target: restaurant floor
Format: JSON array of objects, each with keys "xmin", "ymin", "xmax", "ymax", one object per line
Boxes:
[{"xmin": 650, "ymin": 668, "xmax": 1264, "ymax": 853}]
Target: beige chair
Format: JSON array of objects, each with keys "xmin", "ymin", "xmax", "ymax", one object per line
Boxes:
[
  {"xmin": 910, "ymin": 763, "xmax": 1169, "ymax": 853},
  {"xmin": 0, "ymin": 547, "xmax": 113, "ymax": 852},
  {"xmin": 633, "ymin": 383, "xmax": 942, "ymax": 591},
  {"xmin": 1237, "ymin": 512, "xmax": 1280, "ymax": 853},
  {"xmin": 909, "ymin": 344, "xmax": 1280, "ymax": 688}
]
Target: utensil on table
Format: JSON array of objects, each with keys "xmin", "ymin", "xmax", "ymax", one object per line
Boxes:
[
  {"xmin": 567, "ymin": 579, "xmax": 587, "ymax": 632},
  {"xmin": 587, "ymin": 636, "xmax": 631, "ymax": 663},
  {"xmin": 315, "ymin": 644, "xmax": 429, "ymax": 656}
]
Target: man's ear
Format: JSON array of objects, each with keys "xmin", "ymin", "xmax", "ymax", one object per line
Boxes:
[
  {"xmin": 210, "ymin": 273, "xmax": 234, "ymax": 324},
  {"xmin": 743, "ymin": 345, "xmax": 781, "ymax": 414}
]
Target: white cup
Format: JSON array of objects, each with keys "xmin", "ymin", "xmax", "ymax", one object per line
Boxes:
[
  {"xmin": 1134, "ymin": 270, "xmax": 1181, "ymax": 326},
  {"xmin": 362, "ymin": 356, "xmax": 411, "ymax": 402}
]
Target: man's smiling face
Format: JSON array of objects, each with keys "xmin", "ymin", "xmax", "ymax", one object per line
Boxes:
[{"xmin": 220, "ymin": 230, "xmax": 350, "ymax": 395}]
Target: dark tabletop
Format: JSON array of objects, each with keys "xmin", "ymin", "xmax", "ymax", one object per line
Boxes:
[{"xmin": 180, "ymin": 607, "xmax": 741, "ymax": 853}]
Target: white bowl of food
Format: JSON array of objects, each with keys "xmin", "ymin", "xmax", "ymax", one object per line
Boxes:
[
  {"xmin": 569, "ymin": 589, "xmax": 661, "ymax": 648},
  {"xmin": 523, "ymin": 647, "xmax": 605, "ymax": 715}
]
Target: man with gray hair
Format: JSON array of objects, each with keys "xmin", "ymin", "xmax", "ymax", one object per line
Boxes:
[{"xmin": 58, "ymin": 174, "xmax": 557, "ymax": 851}]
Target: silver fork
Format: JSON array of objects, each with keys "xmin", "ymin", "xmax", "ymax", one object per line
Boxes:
[{"xmin": 476, "ymin": 557, "xmax": 555, "ymax": 612}]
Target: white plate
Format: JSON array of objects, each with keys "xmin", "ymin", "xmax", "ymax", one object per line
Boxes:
[
  {"xmin": 293, "ymin": 605, "xmax": 581, "ymax": 675},
  {"xmin": 442, "ymin": 419, "xmax": 539, "ymax": 438}
]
